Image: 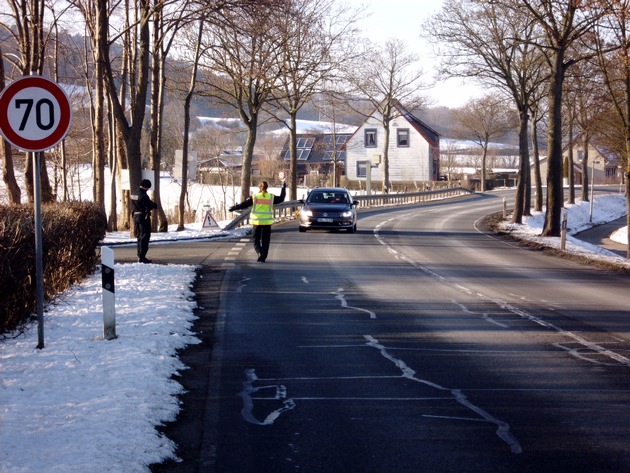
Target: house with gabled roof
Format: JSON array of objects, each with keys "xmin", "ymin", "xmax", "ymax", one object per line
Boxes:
[
  {"xmin": 279, "ymin": 132, "xmax": 353, "ymax": 184},
  {"xmin": 344, "ymin": 102, "xmax": 441, "ymax": 184}
]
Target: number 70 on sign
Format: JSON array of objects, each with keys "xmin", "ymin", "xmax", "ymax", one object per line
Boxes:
[{"xmin": 0, "ymin": 76, "xmax": 72, "ymax": 152}]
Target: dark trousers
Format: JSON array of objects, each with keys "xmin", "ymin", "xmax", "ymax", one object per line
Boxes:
[
  {"xmin": 253, "ymin": 225, "xmax": 272, "ymax": 259},
  {"xmin": 134, "ymin": 217, "xmax": 151, "ymax": 259}
]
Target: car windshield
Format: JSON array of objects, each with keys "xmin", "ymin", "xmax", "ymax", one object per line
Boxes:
[{"xmin": 308, "ymin": 191, "xmax": 349, "ymax": 204}]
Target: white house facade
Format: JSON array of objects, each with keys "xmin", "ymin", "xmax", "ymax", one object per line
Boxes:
[{"xmin": 344, "ymin": 104, "xmax": 440, "ymax": 183}]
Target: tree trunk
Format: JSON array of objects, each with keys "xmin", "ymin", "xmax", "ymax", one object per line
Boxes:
[
  {"xmin": 531, "ymin": 111, "xmax": 543, "ymax": 212},
  {"xmin": 178, "ymin": 20, "xmax": 204, "ymax": 231},
  {"xmin": 93, "ymin": 2, "xmax": 107, "ymax": 213},
  {"xmin": 240, "ymin": 119, "xmax": 258, "ymax": 200},
  {"xmin": 150, "ymin": 6, "xmax": 168, "ymax": 232},
  {"xmin": 1, "ymin": 139, "xmax": 21, "ymax": 204},
  {"xmin": 512, "ymin": 108, "xmax": 529, "ymax": 224},
  {"xmin": 481, "ymin": 141, "xmax": 488, "ymax": 193},
  {"xmin": 0, "ymin": 46, "xmax": 21, "ymax": 204},
  {"xmin": 103, "ymin": 0, "xmax": 150, "ymax": 204},
  {"xmin": 542, "ymin": 53, "xmax": 565, "ymax": 237},
  {"xmin": 289, "ymin": 112, "xmax": 298, "ymax": 200},
  {"xmin": 107, "ymin": 117, "xmax": 118, "ymax": 232},
  {"xmin": 567, "ymin": 122, "xmax": 575, "ymax": 205},
  {"xmin": 116, "ymin": 119, "xmax": 130, "ymax": 229}
]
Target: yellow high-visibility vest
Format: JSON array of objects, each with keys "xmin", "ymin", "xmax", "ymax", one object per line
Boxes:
[{"xmin": 251, "ymin": 192, "xmax": 274, "ymax": 225}]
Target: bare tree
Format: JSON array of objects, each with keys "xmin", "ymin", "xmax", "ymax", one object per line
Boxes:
[
  {"xmin": 452, "ymin": 95, "xmax": 519, "ymax": 192},
  {"xmin": 345, "ymin": 38, "xmax": 426, "ymax": 193},
  {"xmin": 69, "ymin": 0, "xmax": 109, "ymax": 215},
  {"xmin": 149, "ymin": 0, "xmax": 199, "ymax": 232},
  {"xmin": 271, "ymin": 0, "xmax": 361, "ymax": 200},
  {"xmin": 593, "ymin": 0, "xmax": 630, "ymax": 257},
  {"xmin": 176, "ymin": 18, "xmax": 204, "ymax": 231},
  {"xmin": 425, "ymin": 0, "xmax": 547, "ymax": 223},
  {"xmin": 96, "ymin": 0, "xmax": 152, "ymax": 216},
  {"xmin": 197, "ymin": 2, "xmax": 282, "ymax": 201},
  {"xmin": 313, "ymin": 87, "xmax": 358, "ymax": 187},
  {"xmin": 515, "ymin": 0, "xmax": 612, "ymax": 236},
  {"xmin": 570, "ymin": 59, "xmax": 607, "ymax": 203}
]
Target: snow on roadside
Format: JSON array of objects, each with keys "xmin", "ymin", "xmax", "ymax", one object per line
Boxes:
[
  {"xmin": 1, "ymin": 264, "xmax": 198, "ymax": 472},
  {"xmin": 498, "ymin": 193, "xmax": 629, "ymax": 267}
]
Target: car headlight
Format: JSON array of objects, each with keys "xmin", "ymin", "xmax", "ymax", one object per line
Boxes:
[
  {"xmin": 341, "ymin": 211, "xmax": 353, "ymax": 218},
  {"xmin": 301, "ymin": 209, "xmax": 313, "ymax": 217}
]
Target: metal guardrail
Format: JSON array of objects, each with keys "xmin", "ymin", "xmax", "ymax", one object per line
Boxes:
[
  {"xmin": 223, "ymin": 187, "xmax": 474, "ymax": 231},
  {"xmin": 353, "ymin": 187, "xmax": 474, "ymax": 208}
]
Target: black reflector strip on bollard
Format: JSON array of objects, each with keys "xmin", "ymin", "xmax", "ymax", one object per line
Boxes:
[{"xmin": 102, "ymin": 264, "xmax": 115, "ymax": 293}]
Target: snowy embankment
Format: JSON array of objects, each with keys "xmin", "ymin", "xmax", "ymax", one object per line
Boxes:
[{"xmin": 498, "ymin": 194, "xmax": 628, "ymax": 264}]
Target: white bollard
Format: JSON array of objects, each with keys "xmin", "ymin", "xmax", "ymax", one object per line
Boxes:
[{"xmin": 101, "ymin": 246, "xmax": 117, "ymax": 340}]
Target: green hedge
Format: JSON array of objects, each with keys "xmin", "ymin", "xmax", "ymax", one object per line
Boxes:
[{"xmin": 0, "ymin": 202, "xmax": 107, "ymax": 333}]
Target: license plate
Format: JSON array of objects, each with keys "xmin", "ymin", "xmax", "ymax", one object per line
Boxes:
[{"xmin": 318, "ymin": 218, "xmax": 333, "ymax": 222}]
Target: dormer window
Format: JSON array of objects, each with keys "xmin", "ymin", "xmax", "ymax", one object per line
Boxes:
[{"xmin": 364, "ymin": 129, "xmax": 377, "ymax": 148}]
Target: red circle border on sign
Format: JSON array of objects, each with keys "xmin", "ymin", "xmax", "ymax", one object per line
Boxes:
[{"xmin": 0, "ymin": 76, "xmax": 72, "ymax": 152}]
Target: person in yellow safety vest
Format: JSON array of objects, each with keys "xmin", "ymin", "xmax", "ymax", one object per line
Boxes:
[{"xmin": 229, "ymin": 180, "xmax": 287, "ymax": 262}]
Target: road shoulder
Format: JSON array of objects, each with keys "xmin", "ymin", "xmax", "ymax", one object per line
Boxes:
[{"xmin": 150, "ymin": 263, "xmax": 225, "ymax": 472}]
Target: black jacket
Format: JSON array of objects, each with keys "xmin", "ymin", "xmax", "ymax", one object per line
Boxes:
[{"xmin": 131, "ymin": 187, "xmax": 157, "ymax": 219}]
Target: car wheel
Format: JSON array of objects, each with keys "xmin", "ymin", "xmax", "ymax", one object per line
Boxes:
[{"xmin": 347, "ymin": 224, "xmax": 356, "ymax": 233}]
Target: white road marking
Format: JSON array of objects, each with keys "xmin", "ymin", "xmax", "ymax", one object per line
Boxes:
[
  {"xmin": 373, "ymin": 215, "xmax": 630, "ymax": 367},
  {"xmin": 452, "ymin": 299, "xmax": 509, "ymax": 328},
  {"xmin": 334, "ymin": 288, "xmax": 376, "ymax": 319},
  {"xmin": 238, "ymin": 369, "xmax": 296, "ymax": 426},
  {"xmin": 364, "ymin": 334, "xmax": 523, "ymax": 454},
  {"xmin": 236, "ymin": 277, "xmax": 250, "ymax": 293}
]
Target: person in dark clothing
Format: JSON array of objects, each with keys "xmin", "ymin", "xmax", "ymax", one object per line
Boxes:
[
  {"xmin": 229, "ymin": 181, "xmax": 286, "ymax": 262},
  {"xmin": 131, "ymin": 179, "xmax": 158, "ymax": 263}
]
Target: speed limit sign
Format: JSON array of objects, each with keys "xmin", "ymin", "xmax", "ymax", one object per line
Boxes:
[{"xmin": 0, "ymin": 76, "xmax": 72, "ymax": 152}]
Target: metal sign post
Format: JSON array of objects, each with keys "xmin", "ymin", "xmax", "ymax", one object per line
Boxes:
[{"xmin": 33, "ymin": 151, "xmax": 45, "ymax": 349}]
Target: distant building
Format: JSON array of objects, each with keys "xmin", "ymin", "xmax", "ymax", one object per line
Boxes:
[
  {"xmin": 344, "ymin": 102, "xmax": 441, "ymax": 184},
  {"xmin": 279, "ymin": 133, "xmax": 352, "ymax": 185},
  {"xmin": 536, "ymin": 143, "xmax": 622, "ymax": 187}
]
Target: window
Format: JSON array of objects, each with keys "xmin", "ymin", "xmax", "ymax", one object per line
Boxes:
[
  {"xmin": 364, "ymin": 129, "xmax": 377, "ymax": 148},
  {"xmin": 357, "ymin": 161, "xmax": 368, "ymax": 178},
  {"xmin": 397, "ymin": 129, "xmax": 409, "ymax": 147}
]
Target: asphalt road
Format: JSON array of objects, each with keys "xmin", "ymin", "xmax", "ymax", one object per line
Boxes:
[{"xmin": 132, "ymin": 190, "xmax": 630, "ymax": 473}]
